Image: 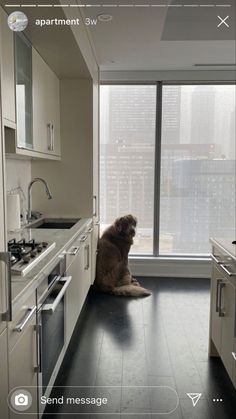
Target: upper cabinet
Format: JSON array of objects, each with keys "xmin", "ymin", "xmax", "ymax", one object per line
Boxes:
[
  {"xmin": 15, "ymin": 33, "xmax": 33, "ymax": 150},
  {"xmin": 0, "ymin": 8, "xmax": 16, "ymax": 128},
  {"xmin": 1, "ymin": 11, "xmax": 61, "ymax": 160},
  {"xmin": 32, "ymin": 49, "xmax": 61, "ymax": 158}
]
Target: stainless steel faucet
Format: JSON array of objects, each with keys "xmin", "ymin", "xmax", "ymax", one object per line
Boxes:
[{"xmin": 27, "ymin": 178, "xmax": 52, "ymax": 221}]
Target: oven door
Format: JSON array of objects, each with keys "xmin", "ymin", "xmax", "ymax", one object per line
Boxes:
[{"xmin": 38, "ymin": 276, "xmax": 72, "ymax": 407}]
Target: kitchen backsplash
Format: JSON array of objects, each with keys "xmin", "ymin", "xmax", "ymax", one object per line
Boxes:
[{"xmin": 5, "ymin": 157, "xmax": 31, "ymax": 199}]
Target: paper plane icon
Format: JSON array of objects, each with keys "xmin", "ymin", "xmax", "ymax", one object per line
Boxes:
[{"xmin": 187, "ymin": 393, "xmax": 202, "ymax": 407}]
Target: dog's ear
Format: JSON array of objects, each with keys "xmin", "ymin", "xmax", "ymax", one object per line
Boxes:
[{"xmin": 114, "ymin": 217, "xmax": 123, "ymax": 233}]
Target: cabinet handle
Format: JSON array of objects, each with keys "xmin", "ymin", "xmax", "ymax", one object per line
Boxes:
[
  {"xmin": 66, "ymin": 246, "xmax": 80, "ymax": 255},
  {"xmin": 218, "ymin": 282, "xmax": 225, "ymax": 317},
  {"xmin": 232, "ymin": 352, "xmax": 236, "ymax": 361},
  {"xmin": 0, "ymin": 252, "xmax": 12, "ymax": 322},
  {"xmin": 80, "ymin": 235, "xmax": 88, "ymax": 242},
  {"xmin": 93, "ymin": 195, "xmax": 97, "ymax": 216},
  {"xmin": 84, "ymin": 245, "xmax": 90, "ymax": 270},
  {"xmin": 51, "ymin": 123, "xmax": 54, "ymax": 151},
  {"xmin": 47, "ymin": 123, "xmax": 54, "ymax": 151},
  {"xmin": 36, "ymin": 324, "xmax": 42, "ymax": 373},
  {"xmin": 14, "ymin": 306, "xmax": 37, "ymax": 332},
  {"xmin": 220, "ymin": 264, "xmax": 236, "ymax": 277},
  {"xmin": 212, "ymin": 254, "xmax": 222, "ymax": 264},
  {"xmin": 216, "ymin": 279, "xmax": 221, "ymax": 313}
]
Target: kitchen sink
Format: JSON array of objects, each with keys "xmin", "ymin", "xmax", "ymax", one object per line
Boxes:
[{"xmin": 27, "ymin": 218, "xmax": 81, "ymax": 229}]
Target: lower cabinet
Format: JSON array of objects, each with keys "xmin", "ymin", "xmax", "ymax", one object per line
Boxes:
[
  {"xmin": 9, "ymin": 319, "xmax": 38, "ymax": 419},
  {"xmin": 0, "ymin": 328, "xmax": 9, "ymax": 419},
  {"xmin": 65, "ymin": 232, "xmax": 91, "ymax": 344},
  {"xmin": 209, "ymin": 258, "xmax": 236, "ymax": 388},
  {"xmin": 8, "ymin": 296, "xmax": 38, "ymax": 419}
]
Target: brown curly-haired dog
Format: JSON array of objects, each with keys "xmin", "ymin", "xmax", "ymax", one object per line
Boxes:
[{"xmin": 94, "ymin": 215, "xmax": 151, "ymax": 297}]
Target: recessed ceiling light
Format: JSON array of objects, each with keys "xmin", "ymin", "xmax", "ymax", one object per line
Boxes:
[{"xmin": 97, "ymin": 14, "xmax": 113, "ymax": 23}]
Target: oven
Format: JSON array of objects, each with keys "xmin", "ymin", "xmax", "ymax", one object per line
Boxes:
[{"xmin": 37, "ymin": 256, "xmax": 72, "ymax": 416}]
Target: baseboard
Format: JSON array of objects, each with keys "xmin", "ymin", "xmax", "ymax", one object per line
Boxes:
[{"xmin": 128, "ymin": 256, "xmax": 211, "ymax": 278}]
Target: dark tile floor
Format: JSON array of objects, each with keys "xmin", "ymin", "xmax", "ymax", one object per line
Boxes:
[{"xmin": 43, "ymin": 278, "xmax": 236, "ymax": 419}]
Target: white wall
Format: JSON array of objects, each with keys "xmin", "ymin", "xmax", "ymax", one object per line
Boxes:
[{"xmin": 31, "ymin": 79, "xmax": 94, "ymax": 218}]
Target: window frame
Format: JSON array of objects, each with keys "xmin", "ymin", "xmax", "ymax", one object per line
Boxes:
[{"xmin": 100, "ymin": 81, "xmax": 236, "ymax": 259}]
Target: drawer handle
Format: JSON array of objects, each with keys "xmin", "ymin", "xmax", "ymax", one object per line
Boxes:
[
  {"xmin": 86, "ymin": 227, "xmax": 93, "ymax": 234},
  {"xmin": 14, "ymin": 306, "xmax": 37, "ymax": 332},
  {"xmin": 216, "ymin": 279, "xmax": 221, "ymax": 312},
  {"xmin": 80, "ymin": 235, "xmax": 88, "ymax": 242},
  {"xmin": 232, "ymin": 352, "xmax": 236, "ymax": 361},
  {"xmin": 66, "ymin": 246, "xmax": 80, "ymax": 255},
  {"xmin": 220, "ymin": 264, "xmax": 236, "ymax": 277},
  {"xmin": 218, "ymin": 282, "xmax": 226, "ymax": 317},
  {"xmin": 212, "ymin": 254, "xmax": 222, "ymax": 264}
]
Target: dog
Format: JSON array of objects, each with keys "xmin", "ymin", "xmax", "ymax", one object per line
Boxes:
[{"xmin": 94, "ymin": 215, "xmax": 151, "ymax": 297}]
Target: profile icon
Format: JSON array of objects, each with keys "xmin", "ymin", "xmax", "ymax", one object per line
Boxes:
[{"xmin": 7, "ymin": 11, "xmax": 28, "ymax": 32}]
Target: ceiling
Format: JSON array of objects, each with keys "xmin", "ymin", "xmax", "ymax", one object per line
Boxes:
[
  {"xmin": 1, "ymin": 0, "xmax": 235, "ymax": 74},
  {"xmin": 80, "ymin": 0, "xmax": 236, "ymax": 71}
]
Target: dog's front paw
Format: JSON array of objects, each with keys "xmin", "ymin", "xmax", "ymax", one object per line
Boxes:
[{"xmin": 131, "ymin": 278, "xmax": 140, "ymax": 286}]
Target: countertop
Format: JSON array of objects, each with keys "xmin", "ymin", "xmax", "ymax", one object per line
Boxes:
[
  {"xmin": 8, "ymin": 217, "xmax": 92, "ymax": 313},
  {"xmin": 210, "ymin": 238, "xmax": 236, "ymax": 261}
]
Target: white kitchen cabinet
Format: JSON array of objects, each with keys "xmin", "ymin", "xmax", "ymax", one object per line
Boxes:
[
  {"xmin": 210, "ymin": 264, "xmax": 223, "ymax": 354},
  {"xmin": 65, "ymin": 243, "xmax": 84, "ymax": 344},
  {"xmin": 233, "ymin": 340, "xmax": 236, "ymax": 388},
  {"xmin": 209, "ymin": 243, "xmax": 236, "ymax": 388},
  {"xmin": 0, "ymin": 7, "xmax": 16, "ymax": 128},
  {"xmin": 0, "ymin": 329, "xmax": 9, "ymax": 419},
  {"xmin": 32, "ymin": 49, "xmax": 61, "ymax": 158},
  {"xmin": 9, "ymin": 313, "xmax": 38, "ymax": 419},
  {"xmin": 65, "ymin": 231, "xmax": 91, "ymax": 344},
  {"xmin": 15, "ymin": 33, "xmax": 33, "ymax": 150}
]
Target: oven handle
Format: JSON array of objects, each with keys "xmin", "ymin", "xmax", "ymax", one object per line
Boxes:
[{"xmin": 42, "ymin": 276, "xmax": 72, "ymax": 314}]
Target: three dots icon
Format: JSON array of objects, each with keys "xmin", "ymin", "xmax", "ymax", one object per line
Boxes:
[{"xmin": 213, "ymin": 398, "xmax": 223, "ymax": 402}]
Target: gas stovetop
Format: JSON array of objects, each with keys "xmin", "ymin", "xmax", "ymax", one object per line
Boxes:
[{"xmin": 8, "ymin": 238, "xmax": 56, "ymax": 276}]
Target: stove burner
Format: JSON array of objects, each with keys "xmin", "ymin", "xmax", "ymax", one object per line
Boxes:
[{"xmin": 8, "ymin": 238, "xmax": 50, "ymax": 270}]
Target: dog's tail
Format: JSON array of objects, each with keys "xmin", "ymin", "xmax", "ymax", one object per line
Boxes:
[{"xmin": 111, "ymin": 285, "xmax": 151, "ymax": 298}]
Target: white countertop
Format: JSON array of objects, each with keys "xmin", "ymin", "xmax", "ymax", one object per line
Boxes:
[
  {"xmin": 8, "ymin": 217, "xmax": 92, "ymax": 313},
  {"xmin": 210, "ymin": 238, "xmax": 236, "ymax": 261}
]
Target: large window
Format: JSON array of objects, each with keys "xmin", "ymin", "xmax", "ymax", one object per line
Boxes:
[
  {"xmin": 160, "ymin": 85, "xmax": 236, "ymax": 255},
  {"xmin": 100, "ymin": 85, "xmax": 156, "ymax": 254},
  {"xmin": 100, "ymin": 84, "xmax": 236, "ymax": 256}
]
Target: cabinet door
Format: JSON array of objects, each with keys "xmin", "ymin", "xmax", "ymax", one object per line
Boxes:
[
  {"xmin": 46, "ymin": 66, "xmax": 61, "ymax": 156},
  {"xmin": 0, "ymin": 329, "xmax": 9, "ymax": 419},
  {"xmin": 15, "ymin": 33, "xmax": 33, "ymax": 149},
  {"xmin": 210, "ymin": 264, "xmax": 223, "ymax": 354},
  {"xmin": 66, "ymin": 245, "xmax": 84, "ymax": 344},
  {"xmin": 220, "ymin": 280, "xmax": 236, "ymax": 380},
  {"xmin": 9, "ymin": 316, "xmax": 37, "ymax": 419},
  {"xmin": 0, "ymin": 7, "xmax": 16, "ymax": 126},
  {"xmin": 32, "ymin": 49, "xmax": 61, "ymax": 157},
  {"xmin": 233, "ymin": 340, "xmax": 236, "ymax": 388},
  {"xmin": 32, "ymin": 49, "xmax": 48, "ymax": 153}
]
